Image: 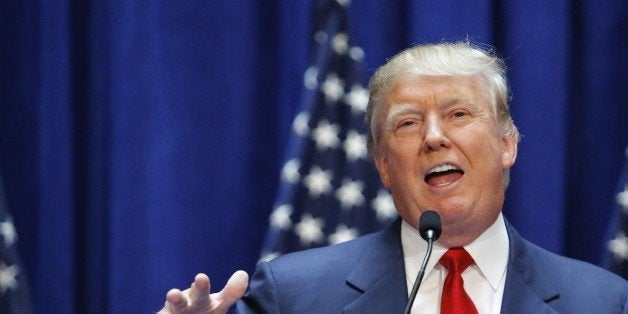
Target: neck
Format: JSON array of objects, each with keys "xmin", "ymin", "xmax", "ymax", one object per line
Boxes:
[{"xmin": 436, "ymin": 214, "xmax": 500, "ymax": 247}]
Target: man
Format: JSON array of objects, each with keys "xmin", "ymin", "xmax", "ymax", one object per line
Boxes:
[{"xmin": 160, "ymin": 42, "xmax": 627, "ymax": 313}]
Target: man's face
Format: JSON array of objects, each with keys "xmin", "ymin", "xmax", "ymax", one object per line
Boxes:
[{"xmin": 373, "ymin": 75, "xmax": 518, "ymax": 247}]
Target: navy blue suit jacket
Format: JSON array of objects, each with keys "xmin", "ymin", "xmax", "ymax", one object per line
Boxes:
[{"xmin": 238, "ymin": 219, "xmax": 627, "ymax": 313}]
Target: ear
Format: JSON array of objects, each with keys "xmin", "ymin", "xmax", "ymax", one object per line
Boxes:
[
  {"xmin": 501, "ymin": 133, "xmax": 518, "ymax": 169},
  {"xmin": 374, "ymin": 152, "xmax": 392, "ymax": 189}
]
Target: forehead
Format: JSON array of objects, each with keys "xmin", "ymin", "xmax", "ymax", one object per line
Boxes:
[{"xmin": 384, "ymin": 75, "xmax": 488, "ymax": 107}]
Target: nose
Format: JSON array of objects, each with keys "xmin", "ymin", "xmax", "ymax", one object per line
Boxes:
[{"xmin": 423, "ymin": 114, "xmax": 450, "ymax": 152}]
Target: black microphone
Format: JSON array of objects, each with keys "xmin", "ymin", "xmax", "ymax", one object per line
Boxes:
[{"xmin": 404, "ymin": 210, "xmax": 442, "ymax": 314}]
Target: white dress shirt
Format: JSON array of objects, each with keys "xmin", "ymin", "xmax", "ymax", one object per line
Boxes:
[{"xmin": 402, "ymin": 213, "xmax": 509, "ymax": 314}]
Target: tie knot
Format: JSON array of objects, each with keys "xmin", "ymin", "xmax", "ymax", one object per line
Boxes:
[{"xmin": 439, "ymin": 247, "xmax": 474, "ymax": 273}]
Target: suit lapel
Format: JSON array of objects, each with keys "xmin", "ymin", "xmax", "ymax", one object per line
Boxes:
[
  {"xmin": 340, "ymin": 218, "xmax": 563, "ymax": 313},
  {"xmin": 501, "ymin": 220, "xmax": 559, "ymax": 313},
  {"xmin": 343, "ymin": 219, "xmax": 408, "ymax": 314}
]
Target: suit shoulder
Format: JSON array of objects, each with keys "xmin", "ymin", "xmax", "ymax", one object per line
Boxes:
[
  {"xmin": 507, "ymin": 221, "xmax": 626, "ymax": 292},
  {"xmin": 266, "ymin": 231, "xmax": 380, "ymax": 271},
  {"xmin": 505, "ymin": 226, "xmax": 627, "ymax": 313},
  {"xmin": 258, "ymin": 220, "xmax": 403, "ymax": 287},
  {"xmin": 240, "ymin": 230, "xmax": 392, "ymax": 313},
  {"xmin": 521, "ymin": 238, "xmax": 627, "ymax": 304},
  {"xmin": 530, "ymin": 241, "xmax": 625, "ymax": 284}
]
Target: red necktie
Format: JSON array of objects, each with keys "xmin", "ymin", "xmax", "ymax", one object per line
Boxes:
[{"xmin": 439, "ymin": 248, "xmax": 478, "ymax": 314}]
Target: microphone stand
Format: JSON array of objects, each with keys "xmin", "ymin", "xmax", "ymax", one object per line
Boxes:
[{"xmin": 403, "ymin": 230, "xmax": 436, "ymax": 314}]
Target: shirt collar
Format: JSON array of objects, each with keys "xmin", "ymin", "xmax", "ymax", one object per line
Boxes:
[
  {"xmin": 464, "ymin": 213, "xmax": 509, "ymax": 290},
  {"xmin": 401, "ymin": 213, "xmax": 509, "ymax": 291}
]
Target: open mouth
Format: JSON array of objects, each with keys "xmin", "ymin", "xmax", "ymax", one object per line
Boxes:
[{"xmin": 425, "ymin": 164, "xmax": 464, "ymax": 186}]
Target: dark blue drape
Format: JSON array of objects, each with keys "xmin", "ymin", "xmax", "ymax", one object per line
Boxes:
[{"xmin": 1, "ymin": 1, "xmax": 626, "ymax": 313}]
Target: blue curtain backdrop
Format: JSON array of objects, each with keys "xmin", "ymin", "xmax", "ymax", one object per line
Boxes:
[{"xmin": 0, "ymin": 1, "xmax": 626, "ymax": 313}]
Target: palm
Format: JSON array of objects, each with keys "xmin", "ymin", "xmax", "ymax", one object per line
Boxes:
[{"xmin": 160, "ymin": 271, "xmax": 249, "ymax": 314}]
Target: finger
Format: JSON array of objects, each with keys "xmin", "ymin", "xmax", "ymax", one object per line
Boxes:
[
  {"xmin": 165, "ymin": 288, "xmax": 188, "ymax": 313},
  {"xmin": 189, "ymin": 273, "xmax": 210, "ymax": 304},
  {"xmin": 219, "ymin": 270, "xmax": 249, "ymax": 304},
  {"xmin": 158, "ymin": 299, "xmax": 173, "ymax": 314}
]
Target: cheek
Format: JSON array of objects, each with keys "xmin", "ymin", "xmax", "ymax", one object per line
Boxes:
[
  {"xmin": 390, "ymin": 135, "xmax": 423, "ymax": 157},
  {"xmin": 387, "ymin": 147, "xmax": 420, "ymax": 179},
  {"xmin": 477, "ymin": 150, "xmax": 508, "ymax": 188},
  {"xmin": 462, "ymin": 138, "xmax": 504, "ymax": 177},
  {"xmin": 378, "ymin": 141, "xmax": 423, "ymax": 197}
]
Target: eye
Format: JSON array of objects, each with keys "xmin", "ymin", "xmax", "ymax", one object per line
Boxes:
[
  {"xmin": 393, "ymin": 119, "xmax": 420, "ymax": 136},
  {"xmin": 450, "ymin": 110, "xmax": 470, "ymax": 119},
  {"xmin": 399, "ymin": 120, "xmax": 416, "ymax": 127}
]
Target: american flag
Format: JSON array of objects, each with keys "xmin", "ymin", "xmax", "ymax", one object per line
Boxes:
[
  {"xmin": 606, "ymin": 145, "xmax": 628, "ymax": 279},
  {"xmin": 259, "ymin": 0, "xmax": 397, "ymax": 262},
  {"xmin": 0, "ymin": 176, "xmax": 33, "ymax": 313}
]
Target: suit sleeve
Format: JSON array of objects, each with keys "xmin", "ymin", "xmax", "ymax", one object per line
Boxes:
[{"xmin": 236, "ymin": 262, "xmax": 281, "ymax": 314}]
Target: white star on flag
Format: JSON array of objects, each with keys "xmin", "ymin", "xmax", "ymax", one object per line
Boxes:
[
  {"xmin": 293, "ymin": 112, "xmax": 310, "ymax": 137},
  {"xmin": 314, "ymin": 31, "xmax": 328, "ymax": 45},
  {"xmin": 312, "ymin": 120, "xmax": 340, "ymax": 151},
  {"xmin": 295, "ymin": 214, "xmax": 325, "ymax": 246},
  {"xmin": 335, "ymin": 0, "xmax": 350, "ymax": 8},
  {"xmin": 0, "ymin": 219, "xmax": 17, "ymax": 246},
  {"xmin": 270, "ymin": 205, "xmax": 293, "ymax": 230},
  {"xmin": 304, "ymin": 66, "xmax": 319, "ymax": 90},
  {"xmin": 329, "ymin": 225, "xmax": 359, "ymax": 245},
  {"xmin": 336, "ymin": 179, "xmax": 365, "ymax": 209},
  {"xmin": 332, "ymin": 33, "xmax": 349, "ymax": 54},
  {"xmin": 344, "ymin": 130, "xmax": 367, "ymax": 161},
  {"xmin": 281, "ymin": 159, "xmax": 301, "ymax": 184},
  {"xmin": 616, "ymin": 184, "xmax": 628, "ymax": 212},
  {"xmin": 609, "ymin": 232, "xmax": 628, "ymax": 260},
  {"xmin": 303, "ymin": 166, "xmax": 334, "ymax": 198},
  {"xmin": 0, "ymin": 262, "xmax": 18, "ymax": 294},
  {"xmin": 321, "ymin": 73, "xmax": 345, "ymax": 102},
  {"xmin": 372, "ymin": 189, "xmax": 397, "ymax": 221},
  {"xmin": 348, "ymin": 46, "xmax": 365, "ymax": 61},
  {"xmin": 344, "ymin": 84, "xmax": 369, "ymax": 114}
]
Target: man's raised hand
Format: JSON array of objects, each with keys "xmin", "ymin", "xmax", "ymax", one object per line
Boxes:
[{"xmin": 159, "ymin": 271, "xmax": 249, "ymax": 314}]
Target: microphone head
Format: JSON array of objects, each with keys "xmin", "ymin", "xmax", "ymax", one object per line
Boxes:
[{"xmin": 418, "ymin": 210, "xmax": 442, "ymax": 241}]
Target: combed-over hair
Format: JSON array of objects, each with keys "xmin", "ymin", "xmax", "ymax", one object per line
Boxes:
[{"xmin": 365, "ymin": 41, "xmax": 520, "ymax": 155}]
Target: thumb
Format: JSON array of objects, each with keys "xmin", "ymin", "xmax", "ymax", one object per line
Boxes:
[
  {"xmin": 222, "ymin": 270, "xmax": 249, "ymax": 300},
  {"xmin": 219, "ymin": 270, "xmax": 249, "ymax": 305}
]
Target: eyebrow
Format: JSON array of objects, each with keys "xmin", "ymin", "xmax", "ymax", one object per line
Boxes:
[
  {"xmin": 385, "ymin": 104, "xmax": 420, "ymax": 130},
  {"xmin": 440, "ymin": 96, "xmax": 481, "ymax": 111},
  {"xmin": 384, "ymin": 97, "xmax": 482, "ymax": 129}
]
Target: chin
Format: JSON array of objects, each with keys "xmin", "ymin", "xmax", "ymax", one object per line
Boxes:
[{"xmin": 433, "ymin": 202, "xmax": 470, "ymax": 225}]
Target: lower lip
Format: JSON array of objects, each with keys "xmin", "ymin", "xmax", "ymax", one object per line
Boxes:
[
  {"xmin": 426, "ymin": 172, "xmax": 463, "ymax": 186},
  {"xmin": 425, "ymin": 173, "xmax": 463, "ymax": 192}
]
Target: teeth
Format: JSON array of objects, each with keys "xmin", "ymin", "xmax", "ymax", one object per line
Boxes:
[{"xmin": 428, "ymin": 164, "xmax": 459, "ymax": 174}]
